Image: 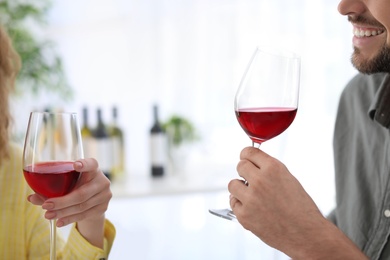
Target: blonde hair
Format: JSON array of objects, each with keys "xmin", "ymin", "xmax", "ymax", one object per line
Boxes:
[{"xmin": 0, "ymin": 25, "xmax": 21, "ymax": 160}]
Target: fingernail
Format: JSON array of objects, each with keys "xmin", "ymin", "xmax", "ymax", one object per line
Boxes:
[
  {"xmin": 45, "ymin": 211, "xmax": 57, "ymax": 219},
  {"xmin": 42, "ymin": 202, "xmax": 54, "ymax": 210},
  {"xmin": 75, "ymin": 161, "xmax": 83, "ymax": 169},
  {"xmin": 56, "ymin": 220, "xmax": 64, "ymax": 227}
]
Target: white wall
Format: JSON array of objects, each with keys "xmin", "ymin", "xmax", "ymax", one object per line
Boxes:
[
  {"xmin": 10, "ymin": 0, "xmax": 360, "ymax": 258},
  {"xmin": 12, "ymin": 0, "xmax": 356, "ymax": 228}
]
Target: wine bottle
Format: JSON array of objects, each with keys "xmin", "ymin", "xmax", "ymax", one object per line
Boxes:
[
  {"xmin": 150, "ymin": 104, "xmax": 167, "ymax": 177},
  {"xmin": 91, "ymin": 108, "xmax": 113, "ymax": 180},
  {"xmin": 109, "ymin": 106, "xmax": 125, "ymax": 180},
  {"xmin": 81, "ymin": 107, "xmax": 92, "ymax": 158}
]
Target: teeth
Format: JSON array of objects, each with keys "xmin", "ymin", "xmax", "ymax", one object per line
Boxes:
[{"xmin": 354, "ymin": 28, "xmax": 384, "ymax": 37}]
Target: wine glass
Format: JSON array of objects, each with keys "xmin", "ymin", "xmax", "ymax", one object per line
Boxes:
[
  {"xmin": 23, "ymin": 111, "xmax": 83, "ymax": 260},
  {"xmin": 209, "ymin": 47, "xmax": 301, "ymax": 221}
]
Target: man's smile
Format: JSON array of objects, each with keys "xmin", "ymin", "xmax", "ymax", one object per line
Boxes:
[{"xmin": 353, "ymin": 26, "xmax": 384, "ymax": 38}]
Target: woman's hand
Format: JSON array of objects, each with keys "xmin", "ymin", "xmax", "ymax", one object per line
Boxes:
[{"xmin": 28, "ymin": 158, "xmax": 112, "ymax": 248}]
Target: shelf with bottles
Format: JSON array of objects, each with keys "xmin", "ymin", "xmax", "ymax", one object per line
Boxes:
[
  {"xmin": 81, "ymin": 105, "xmax": 125, "ymax": 181},
  {"xmin": 149, "ymin": 104, "xmax": 166, "ymax": 178},
  {"xmin": 149, "ymin": 104, "xmax": 200, "ymax": 179}
]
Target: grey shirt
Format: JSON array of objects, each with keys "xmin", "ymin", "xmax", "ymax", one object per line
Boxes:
[{"xmin": 329, "ymin": 72, "xmax": 390, "ymax": 259}]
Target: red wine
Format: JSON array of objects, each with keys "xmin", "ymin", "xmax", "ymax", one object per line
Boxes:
[
  {"xmin": 23, "ymin": 161, "xmax": 81, "ymax": 198},
  {"xmin": 236, "ymin": 107, "xmax": 297, "ymax": 144}
]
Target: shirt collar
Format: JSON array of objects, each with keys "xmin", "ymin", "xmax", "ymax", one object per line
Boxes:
[{"xmin": 368, "ymin": 73, "xmax": 390, "ymax": 128}]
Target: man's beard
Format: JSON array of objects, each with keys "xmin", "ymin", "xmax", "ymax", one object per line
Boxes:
[{"xmin": 352, "ymin": 43, "xmax": 390, "ymax": 74}]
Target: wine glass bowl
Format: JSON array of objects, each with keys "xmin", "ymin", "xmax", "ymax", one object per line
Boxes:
[
  {"xmin": 234, "ymin": 47, "xmax": 300, "ymax": 146},
  {"xmin": 209, "ymin": 47, "xmax": 301, "ymax": 221},
  {"xmin": 235, "ymin": 107, "xmax": 297, "ymax": 146},
  {"xmin": 23, "ymin": 161, "xmax": 80, "ymax": 198},
  {"xmin": 22, "ymin": 111, "xmax": 83, "ymax": 260}
]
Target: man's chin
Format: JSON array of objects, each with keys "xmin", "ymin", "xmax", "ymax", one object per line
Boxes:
[
  {"xmin": 351, "ymin": 45, "xmax": 390, "ymax": 74},
  {"xmin": 351, "ymin": 46, "xmax": 390, "ymax": 74}
]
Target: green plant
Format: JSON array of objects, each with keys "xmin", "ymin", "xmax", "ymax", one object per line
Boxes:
[
  {"xmin": 0, "ymin": 0, "xmax": 72, "ymax": 99},
  {"xmin": 163, "ymin": 115, "xmax": 199, "ymax": 146}
]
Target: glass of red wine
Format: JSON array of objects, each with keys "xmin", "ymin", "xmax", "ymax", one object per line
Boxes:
[
  {"xmin": 209, "ymin": 47, "xmax": 301, "ymax": 221},
  {"xmin": 23, "ymin": 111, "xmax": 83, "ymax": 260}
]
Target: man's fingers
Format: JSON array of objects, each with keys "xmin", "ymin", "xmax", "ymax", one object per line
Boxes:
[
  {"xmin": 236, "ymin": 159, "xmax": 261, "ymax": 185},
  {"xmin": 240, "ymin": 146, "xmax": 270, "ymax": 169},
  {"xmin": 228, "ymin": 179, "xmax": 248, "ymax": 201}
]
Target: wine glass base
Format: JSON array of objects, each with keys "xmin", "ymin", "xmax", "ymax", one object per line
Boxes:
[{"xmin": 209, "ymin": 208, "xmax": 237, "ymax": 222}]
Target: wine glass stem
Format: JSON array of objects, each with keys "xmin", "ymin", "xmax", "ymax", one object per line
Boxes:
[
  {"xmin": 50, "ymin": 219, "xmax": 57, "ymax": 260},
  {"xmin": 252, "ymin": 141, "xmax": 261, "ymax": 149}
]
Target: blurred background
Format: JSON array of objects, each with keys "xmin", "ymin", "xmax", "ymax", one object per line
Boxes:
[{"xmin": 6, "ymin": 0, "xmax": 357, "ymax": 259}]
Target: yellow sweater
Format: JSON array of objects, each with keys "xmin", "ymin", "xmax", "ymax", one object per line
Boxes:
[{"xmin": 0, "ymin": 143, "xmax": 116, "ymax": 259}]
